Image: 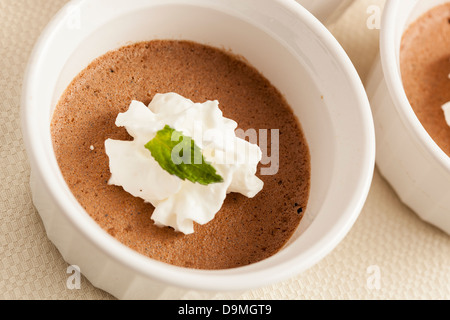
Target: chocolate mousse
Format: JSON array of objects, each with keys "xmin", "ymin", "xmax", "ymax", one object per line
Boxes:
[
  {"xmin": 51, "ymin": 40, "xmax": 311, "ymax": 270},
  {"xmin": 400, "ymin": 3, "xmax": 450, "ymax": 156}
]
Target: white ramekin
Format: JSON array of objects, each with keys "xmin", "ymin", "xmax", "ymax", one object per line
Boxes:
[
  {"xmin": 366, "ymin": 0, "xmax": 450, "ymax": 234},
  {"xmin": 21, "ymin": 0, "xmax": 375, "ymax": 299}
]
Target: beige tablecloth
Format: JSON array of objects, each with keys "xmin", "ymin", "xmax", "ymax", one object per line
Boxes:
[{"xmin": 1, "ymin": 0, "xmax": 449, "ymax": 300}]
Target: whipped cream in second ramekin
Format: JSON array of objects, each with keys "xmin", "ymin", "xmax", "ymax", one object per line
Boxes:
[
  {"xmin": 105, "ymin": 92, "xmax": 264, "ymax": 234},
  {"xmin": 442, "ymin": 101, "xmax": 450, "ymax": 127}
]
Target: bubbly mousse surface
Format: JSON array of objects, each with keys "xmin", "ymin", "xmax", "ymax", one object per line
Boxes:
[
  {"xmin": 400, "ymin": 3, "xmax": 450, "ymax": 156},
  {"xmin": 51, "ymin": 40, "xmax": 310, "ymax": 270}
]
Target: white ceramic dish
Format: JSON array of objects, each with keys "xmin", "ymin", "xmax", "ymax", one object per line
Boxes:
[
  {"xmin": 22, "ymin": 0, "xmax": 375, "ymax": 299},
  {"xmin": 366, "ymin": 0, "xmax": 450, "ymax": 235}
]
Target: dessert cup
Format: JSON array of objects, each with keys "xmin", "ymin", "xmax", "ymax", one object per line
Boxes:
[
  {"xmin": 22, "ymin": 0, "xmax": 375, "ymax": 299},
  {"xmin": 366, "ymin": 0, "xmax": 450, "ymax": 234},
  {"xmin": 296, "ymin": 0, "xmax": 353, "ymax": 25}
]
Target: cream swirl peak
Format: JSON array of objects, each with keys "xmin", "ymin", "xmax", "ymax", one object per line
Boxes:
[{"xmin": 105, "ymin": 92, "xmax": 264, "ymax": 234}]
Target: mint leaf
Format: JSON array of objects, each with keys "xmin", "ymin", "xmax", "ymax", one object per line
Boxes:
[{"xmin": 145, "ymin": 125, "xmax": 224, "ymax": 185}]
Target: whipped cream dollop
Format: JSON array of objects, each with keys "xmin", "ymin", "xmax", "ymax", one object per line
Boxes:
[
  {"xmin": 105, "ymin": 92, "xmax": 264, "ymax": 234},
  {"xmin": 442, "ymin": 101, "xmax": 450, "ymax": 127}
]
